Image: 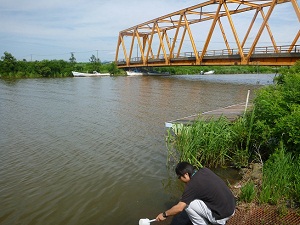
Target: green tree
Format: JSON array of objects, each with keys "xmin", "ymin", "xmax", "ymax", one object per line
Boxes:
[
  {"xmin": 89, "ymin": 54, "xmax": 101, "ymax": 72},
  {"xmin": 0, "ymin": 51, "xmax": 17, "ymax": 74},
  {"xmin": 108, "ymin": 62, "xmax": 120, "ymax": 75},
  {"xmin": 69, "ymin": 52, "xmax": 76, "ymax": 64},
  {"xmin": 36, "ymin": 60, "xmax": 52, "ymax": 77},
  {"xmin": 89, "ymin": 54, "xmax": 97, "ymax": 63}
]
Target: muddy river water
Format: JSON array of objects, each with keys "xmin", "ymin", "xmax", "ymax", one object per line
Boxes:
[{"xmin": 0, "ymin": 74, "xmax": 275, "ymax": 225}]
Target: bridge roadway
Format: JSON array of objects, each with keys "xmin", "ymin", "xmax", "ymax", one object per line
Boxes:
[{"xmin": 117, "ymin": 45, "xmax": 300, "ymax": 68}]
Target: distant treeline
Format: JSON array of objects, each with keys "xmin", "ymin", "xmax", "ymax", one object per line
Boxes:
[
  {"xmin": 0, "ymin": 51, "xmax": 284, "ymax": 79},
  {"xmin": 0, "ymin": 51, "xmax": 122, "ymax": 78}
]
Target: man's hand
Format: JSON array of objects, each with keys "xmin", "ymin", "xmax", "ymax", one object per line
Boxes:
[
  {"xmin": 156, "ymin": 213, "xmax": 166, "ymax": 221},
  {"xmin": 155, "ymin": 202, "xmax": 186, "ymax": 222}
]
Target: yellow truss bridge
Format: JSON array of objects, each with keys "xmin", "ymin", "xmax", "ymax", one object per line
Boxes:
[{"xmin": 115, "ymin": 0, "xmax": 300, "ymax": 68}]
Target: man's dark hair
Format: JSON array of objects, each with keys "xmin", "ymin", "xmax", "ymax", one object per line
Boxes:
[{"xmin": 175, "ymin": 162, "xmax": 195, "ymax": 177}]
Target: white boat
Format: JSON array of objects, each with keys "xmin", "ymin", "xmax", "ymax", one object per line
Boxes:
[
  {"xmin": 126, "ymin": 70, "xmax": 147, "ymax": 76},
  {"xmin": 72, "ymin": 71, "xmax": 110, "ymax": 77},
  {"xmin": 147, "ymin": 71, "xmax": 170, "ymax": 76},
  {"xmin": 126, "ymin": 70, "xmax": 170, "ymax": 76},
  {"xmin": 201, "ymin": 70, "xmax": 215, "ymax": 75}
]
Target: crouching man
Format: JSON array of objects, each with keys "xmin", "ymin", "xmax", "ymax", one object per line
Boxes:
[{"xmin": 156, "ymin": 162, "xmax": 235, "ymax": 225}]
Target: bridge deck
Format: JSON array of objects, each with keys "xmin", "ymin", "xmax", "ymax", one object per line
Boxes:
[
  {"xmin": 165, "ymin": 103, "xmax": 251, "ymax": 128},
  {"xmin": 118, "ymin": 51, "xmax": 300, "ymax": 68}
]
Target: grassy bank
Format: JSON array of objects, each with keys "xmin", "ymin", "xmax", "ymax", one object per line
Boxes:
[
  {"xmin": 166, "ymin": 61, "xmax": 300, "ymax": 210},
  {"xmin": 150, "ymin": 65, "xmax": 277, "ymax": 75}
]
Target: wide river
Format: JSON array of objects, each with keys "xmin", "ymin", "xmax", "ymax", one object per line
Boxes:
[{"xmin": 0, "ymin": 74, "xmax": 275, "ymax": 225}]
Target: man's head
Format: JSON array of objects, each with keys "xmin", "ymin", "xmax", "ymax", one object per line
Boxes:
[{"xmin": 175, "ymin": 162, "xmax": 195, "ymax": 182}]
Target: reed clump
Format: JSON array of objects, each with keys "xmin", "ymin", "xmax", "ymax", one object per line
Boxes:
[
  {"xmin": 240, "ymin": 181, "xmax": 256, "ymax": 203},
  {"xmin": 259, "ymin": 143, "xmax": 300, "ymax": 206},
  {"xmin": 167, "ymin": 116, "xmax": 245, "ymax": 168}
]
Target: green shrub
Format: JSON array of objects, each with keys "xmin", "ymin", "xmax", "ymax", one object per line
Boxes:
[
  {"xmin": 253, "ymin": 72, "xmax": 300, "ymax": 157},
  {"xmin": 231, "ymin": 148, "xmax": 249, "ymax": 169}
]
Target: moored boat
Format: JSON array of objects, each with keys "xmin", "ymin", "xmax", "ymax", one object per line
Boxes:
[
  {"xmin": 147, "ymin": 71, "xmax": 170, "ymax": 76},
  {"xmin": 72, "ymin": 71, "xmax": 110, "ymax": 77},
  {"xmin": 126, "ymin": 69, "xmax": 170, "ymax": 76},
  {"xmin": 200, "ymin": 70, "xmax": 215, "ymax": 75},
  {"xmin": 126, "ymin": 70, "xmax": 147, "ymax": 76}
]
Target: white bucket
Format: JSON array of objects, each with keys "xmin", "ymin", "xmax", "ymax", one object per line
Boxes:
[{"xmin": 139, "ymin": 218, "xmax": 156, "ymax": 225}]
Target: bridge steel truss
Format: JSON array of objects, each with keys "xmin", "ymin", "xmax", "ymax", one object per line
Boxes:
[{"xmin": 115, "ymin": 0, "xmax": 300, "ymax": 68}]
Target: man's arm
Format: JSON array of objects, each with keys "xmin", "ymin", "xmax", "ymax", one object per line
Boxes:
[{"xmin": 156, "ymin": 201, "xmax": 187, "ymax": 221}]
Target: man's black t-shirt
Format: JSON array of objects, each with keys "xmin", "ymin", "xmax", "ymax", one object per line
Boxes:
[{"xmin": 180, "ymin": 168, "xmax": 236, "ymax": 220}]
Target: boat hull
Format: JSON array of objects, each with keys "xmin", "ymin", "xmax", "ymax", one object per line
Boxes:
[
  {"xmin": 147, "ymin": 72, "xmax": 170, "ymax": 76},
  {"xmin": 126, "ymin": 71, "xmax": 170, "ymax": 76},
  {"xmin": 202, "ymin": 70, "xmax": 215, "ymax": 75},
  {"xmin": 126, "ymin": 71, "xmax": 147, "ymax": 76},
  {"xmin": 72, "ymin": 71, "xmax": 110, "ymax": 77}
]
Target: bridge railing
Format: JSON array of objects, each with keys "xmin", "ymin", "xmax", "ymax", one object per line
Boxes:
[
  {"xmin": 117, "ymin": 45, "xmax": 299, "ymax": 64},
  {"xmin": 184, "ymin": 45, "xmax": 300, "ymax": 58}
]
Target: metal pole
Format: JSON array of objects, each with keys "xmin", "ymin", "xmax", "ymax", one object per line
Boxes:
[{"xmin": 244, "ymin": 90, "xmax": 250, "ymax": 114}]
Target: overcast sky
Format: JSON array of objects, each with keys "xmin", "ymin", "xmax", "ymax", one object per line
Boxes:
[{"xmin": 0, "ymin": 0, "xmax": 299, "ymax": 62}]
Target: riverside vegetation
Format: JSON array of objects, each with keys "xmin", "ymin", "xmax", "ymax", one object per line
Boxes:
[
  {"xmin": 0, "ymin": 52, "xmax": 122, "ymax": 78},
  {"xmin": 167, "ymin": 61, "xmax": 300, "ymax": 212},
  {"xmin": 1, "ymin": 51, "xmax": 277, "ymax": 78}
]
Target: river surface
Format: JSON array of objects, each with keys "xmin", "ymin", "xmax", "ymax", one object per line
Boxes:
[{"xmin": 0, "ymin": 74, "xmax": 275, "ymax": 225}]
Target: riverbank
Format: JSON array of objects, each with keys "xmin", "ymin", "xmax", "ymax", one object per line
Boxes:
[{"xmin": 166, "ymin": 65, "xmax": 300, "ymax": 223}]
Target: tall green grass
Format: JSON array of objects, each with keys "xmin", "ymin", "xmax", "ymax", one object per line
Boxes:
[
  {"xmin": 259, "ymin": 142, "xmax": 299, "ymax": 205},
  {"xmin": 240, "ymin": 181, "xmax": 256, "ymax": 203},
  {"xmin": 166, "ymin": 116, "xmax": 246, "ymax": 168}
]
